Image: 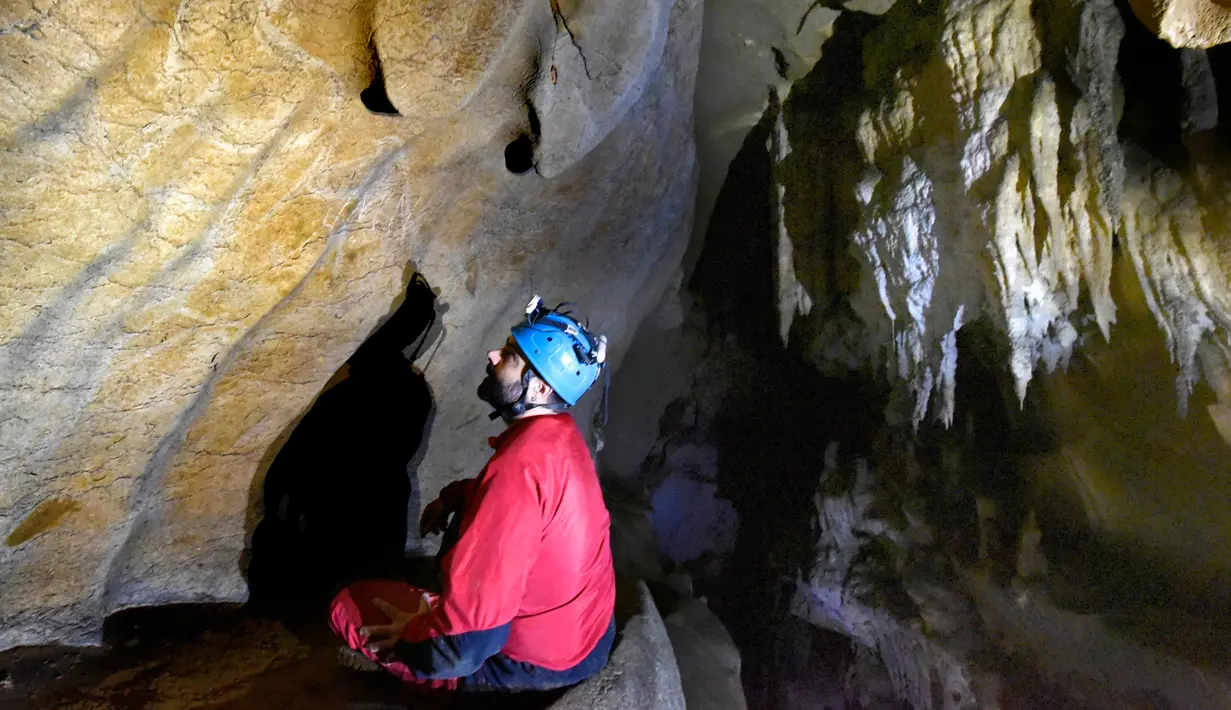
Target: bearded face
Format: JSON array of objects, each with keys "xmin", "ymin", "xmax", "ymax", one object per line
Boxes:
[
  {"xmin": 478, "ymin": 336, "xmax": 530, "ymax": 411},
  {"xmin": 477, "ymin": 361, "xmax": 527, "ymax": 410}
]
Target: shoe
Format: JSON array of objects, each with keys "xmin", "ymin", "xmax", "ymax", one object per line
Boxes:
[{"xmin": 337, "ymin": 646, "xmax": 383, "ymax": 672}]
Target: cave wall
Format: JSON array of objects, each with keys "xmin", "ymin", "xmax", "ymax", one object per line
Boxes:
[
  {"xmin": 600, "ymin": 0, "xmax": 1231, "ymax": 706},
  {"xmin": 0, "ymin": 0, "xmax": 701, "ymax": 649},
  {"xmin": 777, "ymin": 0, "xmax": 1128, "ymax": 427},
  {"xmin": 772, "ymin": 0, "xmax": 1231, "ymax": 432},
  {"xmin": 766, "ymin": 0, "xmax": 1231, "ymax": 629},
  {"xmin": 1126, "ymin": 0, "xmax": 1231, "ymax": 48},
  {"xmin": 8, "ymin": 6, "xmax": 1231, "ymax": 706}
]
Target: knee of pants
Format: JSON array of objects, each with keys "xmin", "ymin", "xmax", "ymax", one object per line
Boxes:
[{"xmin": 329, "ymin": 580, "xmax": 431, "ymax": 647}]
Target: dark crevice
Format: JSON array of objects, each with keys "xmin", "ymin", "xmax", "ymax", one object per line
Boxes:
[
  {"xmin": 685, "ymin": 22, "xmax": 891, "ymax": 704},
  {"xmin": 246, "ymin": 274, "xmax": 438, "ymax": 606},
  {"xmin": 1114, "ymin": 0, "xmax": 1187, "ymax": 167},
  {"xmin": 688, "ymin": 109, "xmax": 778, "ymax": 350},
  {"xmin": 360, "ymin": 43, "xmax": 400, "ymax": 116},
  {"xmin": 771, "ymin": 47, "xmax": 789, "ymax": 79}
]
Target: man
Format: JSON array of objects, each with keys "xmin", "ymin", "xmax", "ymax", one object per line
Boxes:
[{"xmin": 329, "ymin": 297, "xmax": 616, "ymax": 692}]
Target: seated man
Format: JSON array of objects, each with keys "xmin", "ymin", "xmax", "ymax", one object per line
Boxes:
[{"xmin": 329, "ymin": 297, "xmax": 616, "ymax": 692}]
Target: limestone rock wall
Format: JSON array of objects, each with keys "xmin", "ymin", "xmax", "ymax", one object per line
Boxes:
[
  {"xmin": 0, "ymin": 0, "xmax": 702, "ymax": 649},
  {"xmin": 766, "ymin": 0, "xmax": 1231, "ymax": 435},
  {"xmin": 687, "ymin": 0, "xmax": 843, "ymax": 273},
  {"xmin": 553, "ymin": 582, "xmax": 687, "ymax": 710},
  {"xmin": 1127, "ymin": 0, "xmax": 1231, "ymax": 48},
  {"xmin": 771, "ymin": 0, "xmax": 1132, "ymax": 427},
  {"xmin": 599, "ymin": 0, "xmax": 1231, "ymax": 704},
  {"xmin": 1121, "ymin": 145, "xmax": 1231, "ymax": 416}
]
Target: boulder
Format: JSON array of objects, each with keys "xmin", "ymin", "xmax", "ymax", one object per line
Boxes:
[
  {"xmin": 663, "ymin": 598, "xmax": 747, "ymax": 710},
  {"xmin": 552, "ymin": 581, "xmax": 686, "ymax": 710}
]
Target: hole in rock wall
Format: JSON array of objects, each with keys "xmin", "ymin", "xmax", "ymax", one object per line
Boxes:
[
  {"xmin": 1115, "ymin": 0, "xmax": 1187, "ymax": 165},
  {"xmin": 247, "ymin": 274, "xmax": 437, "ymax": 605},
  {"xmin": 360, "ymin": 44, "xmax": 400, "ymax": 116},
  {"xmin": 505, "ymin": 135, "xmax": 536, "ymax": 174}
]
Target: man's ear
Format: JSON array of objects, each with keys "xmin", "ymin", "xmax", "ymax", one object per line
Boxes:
[{"xmin": 527, "ymin": 375, "xmax": 555, "ymax": 405}]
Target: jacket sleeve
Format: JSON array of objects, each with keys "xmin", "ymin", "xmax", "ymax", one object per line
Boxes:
[{"xmin": 394, "ymin": 457, "xmax": 543, "ymax": 679}]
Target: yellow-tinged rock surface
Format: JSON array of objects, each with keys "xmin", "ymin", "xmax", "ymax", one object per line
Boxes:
[
  {"xmin": 773, "ymin": 0, "xmax": 1126, "ymax": 428},
  {"xmin": 1128, "ymin": 0, "xmax": 1231, "ymax": 48},
  {"xmin": 0, "ymin": 0, "xmax": 702, "ymax": 649}
]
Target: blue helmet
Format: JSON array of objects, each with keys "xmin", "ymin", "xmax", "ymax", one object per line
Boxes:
[{"xmin": 511, "ymin": 297, "xmax": 606, "ymax": 406}]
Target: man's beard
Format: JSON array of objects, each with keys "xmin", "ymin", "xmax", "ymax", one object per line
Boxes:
[{"xmin": 477, "ymin": 364, "xmax": 525, "ymax": 411}]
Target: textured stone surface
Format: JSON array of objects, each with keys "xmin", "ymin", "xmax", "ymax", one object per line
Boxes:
[
  {"xmin": 553, "ymin": 581, "xmax": 687, "ymax": 710},
  {"xmin": 776, "ymin": 0, "xmax": 1128, "ymax": 427},
  {"xmin": 0, "ymin": 612, "xmax": 325, "ymax": 710},
  {"xmin": 0, "ymin": 0, "xmax": 701, "ymax": 650},
  {"xmin": 788, "ymin": 444, "xmax": 978, "ymax": 710},
  {"xmin": 662, "ymin": 598, "xmax": 747, "ymax": 710},
  {"xmin": 1127, "ymin": 0, "xmax": 1231, "ymax": 48},
  {"xmin": 60, "ymin": 619, "xmax": 312, "ymax": 710},
  {"xmin": 689, "ymin": 0, "xmax": 841, "ymax": 271}
]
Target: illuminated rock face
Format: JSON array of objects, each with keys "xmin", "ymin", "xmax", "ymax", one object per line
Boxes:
[
  {"xmin": 1126, "ymin": 0, "xmax": 1231, "ymax": 49},
  {"xmin": 0, "ymin": 0, "xmax": 702, "ymax": 649},
  {"xmin": 7, "ymin": 8, "xmax": 1231, "ymax": 705},
  {"xmin": 767, "ymin": 0, "xmax": 1130, "ymax": 428},
  {"xmin": 765, "ymin": 0, "xmax": 1231, "ymax": 434},
  {"xmin": 603, "ymin": 0, "xmax": 1231, "ymax": 705}
]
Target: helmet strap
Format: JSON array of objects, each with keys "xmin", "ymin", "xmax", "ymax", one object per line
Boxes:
[{"xmin": 487, "ymin": 367, "xmax": 568, "ymax": 421}]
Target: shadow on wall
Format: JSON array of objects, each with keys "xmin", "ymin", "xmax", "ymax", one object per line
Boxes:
[
  {"xmin": 245, "ymin": 273, "xmax": 440, "ymax": 605},
  {"xmin": 669, "ymin": 79, "xmax": 888, "ymax": 708}
]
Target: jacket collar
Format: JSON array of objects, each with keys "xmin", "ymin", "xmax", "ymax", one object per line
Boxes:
[{"xmin": 488, "ymin": 413, "xmax": 564, "ymax": 450}]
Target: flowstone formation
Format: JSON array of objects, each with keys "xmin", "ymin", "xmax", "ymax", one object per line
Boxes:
[
  {"xmin": 602, "ymin": 0, "xmax": 1231, "ymax": 703},
  {"xmin": 769, "ymin": 0, "xmax": 1231, "ymax": 434},
  {"xmin": 772, "ymin": 0, "xmax": 1128, "ymax": 427},
  {"xmin": 1, "ymin": 0, "xmax": 702, "ymax": 650},
  {"xmin": 762, "ymin": 0, "xmax": 1231, "ymax": 699}
]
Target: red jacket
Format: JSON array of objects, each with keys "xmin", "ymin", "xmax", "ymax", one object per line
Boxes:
[{"xmin": 400, "ymin": 414, "xmax": 615, "ymax": 673}]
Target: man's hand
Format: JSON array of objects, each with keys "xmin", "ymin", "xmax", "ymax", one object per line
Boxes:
[
  {"xmin": 419, "ymin": 498, "xmax": 452, "ymax": 537},
  {"xmin": 359, "ymin": 596, "xmax": 429, "ymax": 661}
]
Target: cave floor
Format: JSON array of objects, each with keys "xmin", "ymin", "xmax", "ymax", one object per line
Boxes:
[{"xmin": 0, "ymin": 603, "xmax": 419, "ymax": 710}]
